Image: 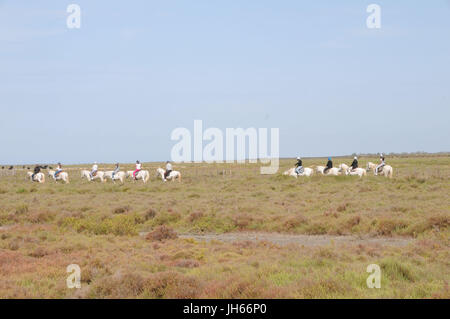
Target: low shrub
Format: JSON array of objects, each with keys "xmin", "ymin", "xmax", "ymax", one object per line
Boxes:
[{"xmin": 146, "ymin": 225, "xmax": 178, "ymax": 241}]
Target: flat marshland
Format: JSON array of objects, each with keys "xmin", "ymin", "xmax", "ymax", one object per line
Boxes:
[{"xmin": 0, "ymin": 156, "xmax": 449, "ymax": 298}]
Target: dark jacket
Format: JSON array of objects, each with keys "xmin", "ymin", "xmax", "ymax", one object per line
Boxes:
[
  {"xmin": 350, "ymin": 159, "xmax": 358, "ymax": 169},
  {"xmin": 326, "ymin": 160, "xmax": 332, "ymax": 169},
  {"xmin": 295, "ymin": 159, "xmax": 303, "ymax": 167}
]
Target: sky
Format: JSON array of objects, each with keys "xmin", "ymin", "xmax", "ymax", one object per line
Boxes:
[{"xmin": 0, "ymin": 0, "xmax": 449, "ymax": 164}]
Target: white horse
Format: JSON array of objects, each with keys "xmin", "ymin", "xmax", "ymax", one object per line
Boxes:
[
  {"xmin": 126, "ymin": 170, "xmax": 150, "ymax": 183},
  {"xmin": 104, "ymin": 171, "xmax": 126, "ymax": 183},
  {"xmin": 283, "ymin": 167, "xmax": 314, "ymax": 178},
  {"xmin": 316, "ymin": 166, "xmax": 341, "ymax": 176},
  {"xmin": 48, "ymin": 170, "xmax": 70, "ymax": 183},
  {"xmin": 367, "ymin": 162, "xmax": 393, "ymax": 178},
  {"xmin": 81, "ymin": 170, "xmax": 105, "ymax": 182},
  {"xmin": 156, "ymin": 168, "xmax": 182, "ymax": 182},
  {"xmin": 339, "ymin": 164, "xmax": 366, "ymax": 178},
  {"xmin": 27, "ymin": 171, "xmax": 45, "ymax": 183}
]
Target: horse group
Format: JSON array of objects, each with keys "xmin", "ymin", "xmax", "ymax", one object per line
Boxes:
[
  {"xmin": 27, "ymin": 167, "xmax": 181, "ymax": 184},
  {"xmin": 79, "ymin": 168, "xmax": 182, "ymax": 184},
  {"xmin": 283, "ymin": 162, "xmax": 393, "ymax": 178},
  {"xmin": 26, "ymin": 161, "xmax": 393, "ymax": 184}
]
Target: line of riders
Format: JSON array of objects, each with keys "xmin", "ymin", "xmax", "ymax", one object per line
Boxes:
[
  {"xmin": 30, "ymin": 160, "xmax": 178, "ymax": 183},
  {"xmin": 291, "ymin": 154, "xmax": 391, "ymax": 177},
  {"xmin": 28, "ymin": 154, "xmax": 392, "ymax": 183}
]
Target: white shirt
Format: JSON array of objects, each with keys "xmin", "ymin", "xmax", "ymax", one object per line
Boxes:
[
  {"xmin": 166, "ymin": 163, "xmax": 172, "ymax": 170},
  {"xmin": 92, "ymin": 164, "xmax": 98, "ymax": 171},
  {"xmin": 136, "ymin": 163, "xmax": 142, "ymax": 170}
]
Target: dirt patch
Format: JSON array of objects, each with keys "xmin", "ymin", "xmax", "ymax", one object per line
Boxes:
[{"xmin": 139, "ymin": 231, "xmax": 414, "ymax": 247}]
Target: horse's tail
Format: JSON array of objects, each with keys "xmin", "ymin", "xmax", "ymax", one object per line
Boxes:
[
  {"xmin": 144, "ymin": 171, "xmax": 150, "ymax": 183},
  {"xmin": 41, "ymin": 173, "xmax": 45, "ymax": 183},
  {"xmin": 389, "ymin": 167, "xmax": 393, "ymax": 178},
  {"xmin": 178, "ymin": 172, "xmax": 182, "ymax": 182}
]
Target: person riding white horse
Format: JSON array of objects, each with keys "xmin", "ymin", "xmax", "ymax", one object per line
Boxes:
[
  {"xmin": 164, "ymin": 161, "xmax": 173, "ymax": 181},
  {"xmin": 294, "ymin": 157, "xmax": 304, "ymax": 175},
  {"xmin": 367, "ymin": 155, "xmax": 393, "ymax": 178},
  {"xmin": 156, "ymin": 167, "xmax": 181, "ymax": 182},
  {"xmin": 82, "ymin": 169, "xmax": 105, "ymax": 182},
  {"xmin": 104, "ymin": 164, "xmax": 125, "ymax": 183},
  {"xmin": 54, "ymin": 162, "xmax": 63, "ymax": 180},
  {"xmin": 375, "ymin": 154, "xmax": 385, "ymax": 176},
  {"xmin": 90, "ymin": 162, "xmax": 98, "ymax": 181},
  {"xmin": 48, "ymin": 169, "xmax": 70, "ymax": 183},
  {"xmin": 127, "ymin": 169, "xmax": 150, "ymax": 183},
  {"xmin": 349, "ymin": 157, "xmax": 358, "ymax": 172},
  {"xmin": 133, "ymin": 160, "xmax": 142, "ymax": 181},
  {"xmin": 324, "ymin": 157, "xmax": 333, "ymax": 175},
  {"xmin": 112, "ymin": 163, "xmax": 120, "ymax": 180},
  {"xmin": 339, "ymin": 162, "xmax": 366, "ymax": 178},
  {"xmin": 317, "ymin": 157, "xmax": 340, "ymax": 175},
  {"xmin": 27, "ymin": 171, "xmax": 45, "ymax": 183},
  {"xmin": 29, "ymin": 165, "xmax": 45, "ymax": 183},
  {"xmin": 31, "ymin": 164, "xmax": 42, "ymax": 182}
]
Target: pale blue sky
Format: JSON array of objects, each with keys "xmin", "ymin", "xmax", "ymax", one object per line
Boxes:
[{"xmin": 1, "ymin": 1, "xmax": 449, "ymax": 164}]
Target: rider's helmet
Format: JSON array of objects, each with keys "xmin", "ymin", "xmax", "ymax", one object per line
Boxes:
[
  {"xmin": 328, "ymin": 157, "xmax": 331, "ymax": 161},
  {"xmin": 354, "ymin": 156, "xmax": 357, "ymax": 160},
  {"xmin": 296, "ymin": 157, "xmax": 301, "ymax": 160},
  {"xmin": 136, "ymin": 160, "xmax": 140, "ymax": 164},
  {"xmin": 380, "ymin": 153, "xmax": 383, "ymax": 157}
]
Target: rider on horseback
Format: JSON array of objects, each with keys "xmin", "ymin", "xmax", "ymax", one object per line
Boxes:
[
  {"xmin": 295, "ymin": 157, "xmax": 304, "ymax": 175},
  {"xmin": 112, "ymin": 163, "xmax": 120, "ymax": 180},
  {"xmin": 133, "ymin": 161, "xmax": 141, "ymax": 180},
  {"xmin": 349, "ymin": 156, "xmax": 358, "ymax": 171},
  {"xmin": 54, "ymin": 163, "xmax": 62, "ymax": 179},
  {"xmin": 31, "ymin": 165, "xmax": 41, "ymax": 181},
  {"xmin": 324, "ymin": 157, "xmax": 333, "ymax": 174},
  {"xmin": 90, "ymin": 162, "xmax": 98, "ymax": 181},
  {"xmin": 164, "ymin": 161, "xmax": 173, "ymax": 181},
  {"xmin": 375, "ymin": 154, "xmax": 385, "ymax": 176}
]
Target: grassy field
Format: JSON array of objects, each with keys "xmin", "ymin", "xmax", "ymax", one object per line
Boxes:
[{"xmin": 0, "ymin": 155, "xmax": 449, "ymax": 298}]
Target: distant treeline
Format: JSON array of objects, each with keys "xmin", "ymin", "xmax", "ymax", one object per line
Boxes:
[{"xmin": 281, "ymin": 152, "xmax": 450, "ymax": 160}]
